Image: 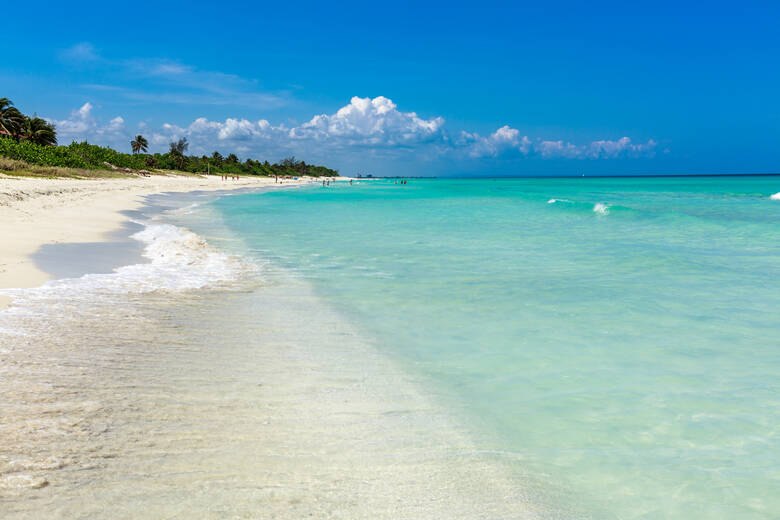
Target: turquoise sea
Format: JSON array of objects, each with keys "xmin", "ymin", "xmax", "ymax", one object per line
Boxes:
[
  {"xmin": 191, "ymin": 176, "xmax": 779, "ymax": 518},
  {"xmin": 2, "ymin": 176, "xmax": 779, "ymax": 519}
]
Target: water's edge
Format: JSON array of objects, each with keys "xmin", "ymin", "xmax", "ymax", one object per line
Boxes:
[{"xmin": 0, "ymin": 187, "xmax": 560, "ymax": 518}]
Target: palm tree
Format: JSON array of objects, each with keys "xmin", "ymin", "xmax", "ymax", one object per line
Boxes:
[
  {"xmin": 168, "ymin": 137, "xmax": 189, "ymax": 169},
  {"xmin": 130, "ymin": 134, "xmax": 149, "ymax": 154},
  {"xmin": 169, "ymin": 137, "xmax": 188, "ymax": 156},
  {"xmin": 20, "ymin": 116, "xmax": 57, "ymax": 146},
  {"xmin": 0, "ymin": 97, "xmax": 25, "ymax": 137}
]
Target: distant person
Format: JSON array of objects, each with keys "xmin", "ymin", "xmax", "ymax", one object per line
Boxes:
[{"xmin": 350, "ymin": 179, "xmax": 353, "ymax": 185}]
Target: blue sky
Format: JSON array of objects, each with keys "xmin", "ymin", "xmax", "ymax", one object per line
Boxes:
[{"xmin": 6, "ymin": 1, "xmax": 780, "ymax": 176}]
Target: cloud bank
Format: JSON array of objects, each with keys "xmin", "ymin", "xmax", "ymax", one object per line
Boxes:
[
  {"xmin": 290, "ymin": 96, "xmax": 445, "ymax": 147},
  {"xmin": 50, "ymin": 96, "xmax": 657, "ymax": 162},
  {"xmin": 458, "ymin": 127, "xmax": 655, "ymax": 159},
  {"xmin": 49, "ymin": 102, "xmax": 126, "ymax": 143}
]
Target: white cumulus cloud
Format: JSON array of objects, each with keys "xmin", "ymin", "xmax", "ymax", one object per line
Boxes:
[
  {"xmin": 150, "ymin": 96, "xmax": 445, "ymax": 155},
  {"xmin": 458, "ymin": 125, "xmax": 532, "ymax": 158},
  {"xmin": 459, "ymin": 126, "xmax": 657, "ymax": 159},
  {"xmin": 586, "ymin": 137, "xmax": 656, "ymax": 158},
  {"xmin": 51, "ymin": 102, "xmax": 94, "ymax": 137},
  {"xmin": 49, "ymin": 102, "xmax": 127, "ymax": 145},
  {"xmin": 103, "ymin": 116, "xmax": 125, "ymax": 133},
  {"xmin": 217, "ymin": 118, "xmax": 263, "ymax": 140},
  {"xmin": 49, "ymin": 97, "xmax": 660, "ymax": 165},
  {"xmin": 537, "ymin": 139, "xmax": 583, "ymax": 158},
  {"xmin": 289, "ymin": 96, "xmax": 445, "ymax": 146}
]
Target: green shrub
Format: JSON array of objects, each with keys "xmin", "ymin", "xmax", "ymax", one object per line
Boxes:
[
  {"xmin": 0, "ymin": 138, "xmax": 151, "ymax": 170},
  {"xmin": 0, "ymin": 137, "xmax": 89, "ymax": 168},
  {"xmin": 0, "ymin": 136, "xmax": 340, "ymax": 177}
]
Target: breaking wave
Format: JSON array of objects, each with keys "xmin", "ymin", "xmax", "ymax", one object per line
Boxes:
[{"xmin": 0, "ymin": 223, "xmax": 255, "ymax": 312}]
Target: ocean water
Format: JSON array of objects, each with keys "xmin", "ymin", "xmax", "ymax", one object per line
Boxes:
[
  {"xmin": 200, "ymin": 177, "xmax": 780, "ymax": 519},
  {"xmin": 0, "ymin": 188, "xmax": 542, "ymax": 518},
  {"xmin": 1, "ymin": 177, "xmax": 779, "ymax": 518}
]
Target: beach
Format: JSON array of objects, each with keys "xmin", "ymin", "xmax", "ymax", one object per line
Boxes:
[
  {"xmin": 0, "ymin": 174, "xmax": 284, "ymax": 310},
  {"xmin": 0, "ymin": 175, "xmax": 544, "ymax": 519},
  {"xmin": 2, "ymin": 176, "xmax": 779, "ymax": 518},
  {"xmin": 7, "ymin": 2, "xmax": 779, "ymax": 516}
]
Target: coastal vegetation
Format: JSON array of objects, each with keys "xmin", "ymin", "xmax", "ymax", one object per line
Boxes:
[
  {"xmin": 1, "ymin": 98, "xmax": 57, "ymax": 146},
  {"xmin": 0, "ymin": 96, "xmax": 339, "ymax": 177},
  {"xmin": 130, "ymin": 135, "xmax": 149, "ymax": 154}
]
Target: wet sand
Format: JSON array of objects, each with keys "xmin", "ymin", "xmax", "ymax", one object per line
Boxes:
[
  {"xmin": 0, "ymin": 174, "xmax": 283, "ymax": 310},
  {"xmin": 0, "ymin": 185, "xmax": 544, "ymax": 519}
]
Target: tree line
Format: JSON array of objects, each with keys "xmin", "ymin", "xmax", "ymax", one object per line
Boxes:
[
  {"xmin": 136, "ymin": 136, "xmax": 337, "ymax": 177},
  {"xmin": 0, "ymin": 96, "xmax": 339, "ymax": 177},
  {"xmin": 0, "ymin": 97, "xmax": 57, "ymax": 145}
]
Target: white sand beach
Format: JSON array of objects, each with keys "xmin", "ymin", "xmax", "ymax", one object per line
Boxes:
[{"xmin": 0, "ymin": 174, "xmax": 290, "ymax": 310}]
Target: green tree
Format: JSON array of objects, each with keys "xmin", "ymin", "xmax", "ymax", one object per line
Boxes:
[
  {"xmin": 168, "ymin": 137, "xmax": 189, "ymax": 169},
  {"xmin": 169, "ymin": 137, "xmax": 189, "ymax": 155},
  {"xmin": 211, "ymin": 151, "xmax": 223, "ymax": 166},
  {"xmin": 226, "ymin": 153, "xmax": 239, "ymax": 164},
  {"xmin": 280, "ymin": 156, "xmax": 297, "ymax": 168},
  {"xmin": 0, "ymin": 97, "xmax": 25, "ymax": 138},
  {"xmin": 20, "ymin": 116, "xmax": 57, "ymax": 146},
  {"xmin": 130, "ymin": 134, "xmax": 149, "ymax": 153}
]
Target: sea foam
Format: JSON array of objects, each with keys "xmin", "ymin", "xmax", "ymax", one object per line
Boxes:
[
  {"xmin": 0, "ymin": 223, "xmax": 254, "ymax": 311},
  {"xmin": 593, "ymin": 203, "xmax": 610, "ymax": 215},
  {"xmin": 770, "ymin": 192, "xmax": 780, "ymax": 200}
]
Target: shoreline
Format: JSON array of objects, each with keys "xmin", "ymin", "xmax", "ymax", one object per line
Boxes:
[
  {"xmin": 0, "ymin": 178, "xmax": 545, "ymax": 518},
  {"xmin": 0, "ymin": 174, "xmax": 321, "ymax": 310}
]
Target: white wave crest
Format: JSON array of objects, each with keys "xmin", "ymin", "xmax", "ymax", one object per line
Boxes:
[
  {"xmin": 770, "ymin": 192, "xmax": 780, "ymax": 200},
  {"xmin": 547, "ymin": 198, "xmax": 572, "ymax": 204},
  {"xmin": 0, "ymin": 224, "xmax": 254, "ymax": 309},
  {"xmin": 165, "ymin": 202, "xmax": 202, "ymax": 216},
  {"xmin": 593, "ymin": 203, "xmax": 610, "ymax": 215}
]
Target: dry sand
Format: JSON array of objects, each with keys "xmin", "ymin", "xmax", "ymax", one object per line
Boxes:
[{"xmin": 0, "ymin": 174, "xmax": 301, "ymax": 309}]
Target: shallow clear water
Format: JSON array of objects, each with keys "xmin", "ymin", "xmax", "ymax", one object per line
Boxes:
[
  {"xmin": 2, "ymin": 177, "xmax": 779, "ymax": 519},
  {"xmin": 0, "ymin": 188, "xmax": 546, "ymax": 519},
  {"xmin": 200, "ymin": 177, "xmax": 780, "ymax": 519}
]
